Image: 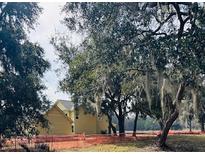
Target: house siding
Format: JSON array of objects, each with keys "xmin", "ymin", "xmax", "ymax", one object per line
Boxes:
[
  {"xmin": 38, "ymin": 102, "xmax": 109, "ymax": 135},
  {"xmin": 38, "ymin": 106, "xmax": 73, "ymax": 135},
  {"xmin": 74, "ymin": 107, "xmax": 97, "ymax": 134},
  {"xmin": 96, "ymin": 115, "xmax": 109, "ymax": 134}
]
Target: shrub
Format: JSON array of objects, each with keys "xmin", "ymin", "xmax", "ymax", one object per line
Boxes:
[
  {"xmin": 101, "ymin": 130, "xmax": 107, "ymax": 134},
  {"xmin": 35, "ymin": 143, "xmax": 50, "ymax": 152},
  {"xmin": 0, "ymin": 138, "xmax": 6, "ymax": 149}
]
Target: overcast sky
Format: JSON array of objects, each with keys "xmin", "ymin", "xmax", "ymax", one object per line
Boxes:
[{"xmin": 29, "ymin": 3, "xmax": 71, "ymax": 103}]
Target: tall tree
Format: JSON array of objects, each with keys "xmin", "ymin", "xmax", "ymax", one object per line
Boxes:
[
  {"xmin": 0, "ymin": 3, "xmax": 50, "ymax": 138},
  {"xmin": 52, "ymin": 34, "xmax": 139, "ymax": 135},
  {"xmin": 58, "ymin": 2, "xmax": 205, "ymax": 147},
  {"xmin": 140, "ymin": 2, "xmax": 205, "ymax": 147},
  {"xmin": 53, "ymin": 3, "xmax": 148, "ymax": 135}
]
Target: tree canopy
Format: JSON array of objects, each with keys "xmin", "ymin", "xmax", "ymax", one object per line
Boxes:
[
  {"xmin": 0, "ymin": 2, "xmax": 50, "ymax": 137},
  {"xmin": 53, "ymin": 2, "xmax": 205, "ymax": 147}
]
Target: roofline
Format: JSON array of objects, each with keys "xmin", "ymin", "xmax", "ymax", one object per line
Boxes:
[
  {"xmin": 56, "ymin": 99, "xmax": 71, "ymax": 102},
  {"xmin": 48, "ymin": 99, "xmax": 73, "ymax": 111},
  {"xmin": 45, "ymin": 103, "xmax": 73, "ymax": 124},
  {"xmin": 55, "ymin": 99, "xmax": 76, "ymax": 111},
  {"xmin": 54, "ymin": 104, "xmax": 74, "ymax": 123},
  {"xmin": 45, "ymin": 99, "xmax": 84, "ymax": 115}
]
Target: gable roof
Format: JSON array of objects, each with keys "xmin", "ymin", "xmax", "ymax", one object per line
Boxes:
[
  {"xmin": 44, "ymin": 100, "xmax": 74, "ymax": 123},
  {"xmin": 52, "ymin": 104, "xmax": 74, "ymax": 123},
  {"xmin": 56, "ymin": 100, "xmax": 74, "ymax": 112}
]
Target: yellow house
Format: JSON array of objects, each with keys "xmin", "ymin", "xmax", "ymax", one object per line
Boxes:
[{"xmin": 38, "ymin": 100, "xmax": 109, "ymax": 135}]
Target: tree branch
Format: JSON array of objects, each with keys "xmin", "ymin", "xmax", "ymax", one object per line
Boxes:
[
  {"xmin": 173, "ymin": 82, "xmax": 186, "ymax": 106},
  {"xmin": 172, "ymin": 2, "xmax": 190, "ymax": 38}
]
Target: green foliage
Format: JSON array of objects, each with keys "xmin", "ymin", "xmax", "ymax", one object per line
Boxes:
[
  {"xmin": 54, "ymin": 2, "xmax": 205, "ymax": 138},
  {"xmin": 0, "ymin": 3, "xmax": 50, "ymax": 137}
]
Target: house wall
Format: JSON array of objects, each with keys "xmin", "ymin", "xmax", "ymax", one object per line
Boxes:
[
  {"xmin": 38, "ymin": 104, "xmax": 109, "ymax": 135},
  {"xmin": 97, "ymin": 115, "xmax": 109, "ymax": 134},
  {"xmin": 38, "ymin": 106, "xmax": 74, "ymax": 135},
  {"xmin": 69, "ymin": 111, "xmax": 74, "ymax": 121},
  {"xmin": 74, "ymin": 107, "xmax": 97, "ymax": 134}
]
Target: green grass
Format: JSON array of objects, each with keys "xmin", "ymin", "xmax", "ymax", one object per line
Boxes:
[
  {"xmin": 69, "ymin": 139, "xmax": 157, "ymax": 152},
  {"xmin": 66, "ymin": 135, "xmax": 205, "ymax": 152},
  {"xmin": 167, "ymin": 135, "xmax": 205, "ymax": 152}
]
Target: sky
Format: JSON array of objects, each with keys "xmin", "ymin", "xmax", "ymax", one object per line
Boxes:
[{"xmin": 29, "ymin": 3, "xmax": 71, "ymax": 103}]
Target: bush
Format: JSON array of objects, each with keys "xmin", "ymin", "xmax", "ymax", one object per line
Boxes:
[
  {"xmin": 0, "ymin": 138, "xmax": 6, "ymax": 149},
  {"xmin": 35, "ymin": 143, "xmax": 50, "ymax": 152},
  {"xmin": 20, "ymin": 144, "xmax": 31, "ymax": 152},
  {"xmin": 101, "ymin": 130, "xmax": 107, "ymax": 134}
]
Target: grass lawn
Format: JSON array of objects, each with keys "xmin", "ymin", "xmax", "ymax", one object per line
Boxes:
[{"xmin": 67, "ymin": 134, "xmax": 205, "ymax": 152}]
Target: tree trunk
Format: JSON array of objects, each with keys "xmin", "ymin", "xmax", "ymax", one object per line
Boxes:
[
  {"xmin": 145, "ymin": 71, "xmax": 152, "ymax": 109},
  {"xmin": 189, "ymin": 119, "xmax": 192, "ymax": 132},
  {"xmin": 133, "ymin": 110, "xmax": 139, "ymax": 136},
  {"xmin": 107, "ymin": 114, "xmax": 112, "ymax": 134},
  {"xmin": 107, "ymin": 114, "xmax": 117, "ymax": 135},
  {"xmin": 201, "ymin": 115, "xmax": 205, "ymax": 132},
  {"xmin": 108, "ymin": 121, "xmax": 111, "ymax": 134},
  {"xmin": 158, "ymin": 82, "xmax": 185, "ymax": 147},
  {"xmin": 118, "ymin": 116, "xmax": 125, "ymax": 136},
  {"xmin": 111, "ymin": 124, "xmax": 117, "ymax": 135},
  {"xmin": 158, "ymin": 120, "xmax": 164, "ymax": 131},
  {"xmin": 118, "ymin": 101, "xmax": 125, "ymax": 136},
  {"xmin": 158, "ymin": 109, "xmax": 179, "ymax": 147}
]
